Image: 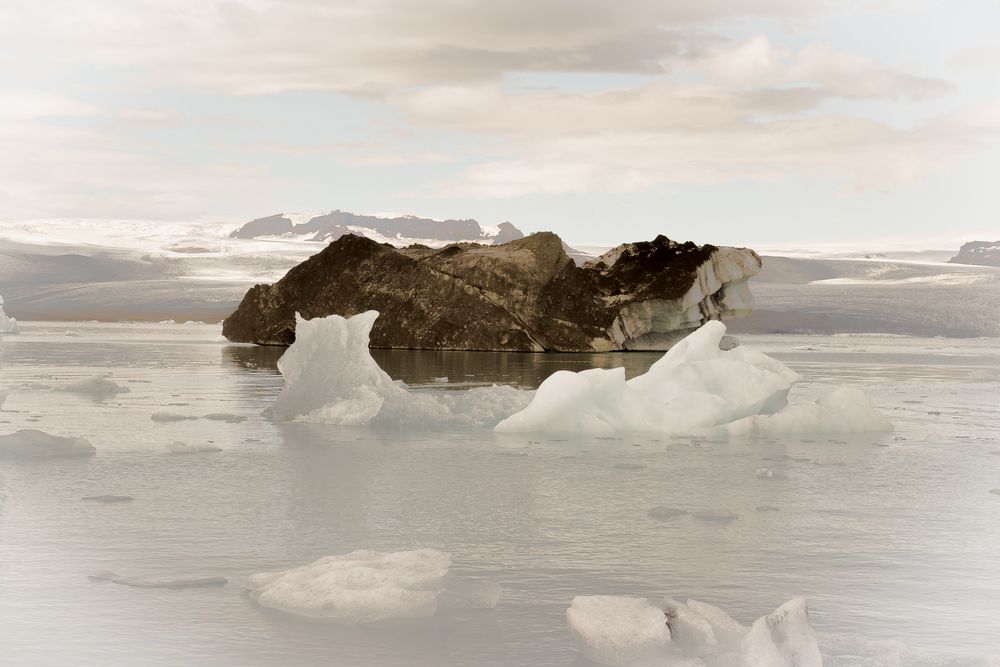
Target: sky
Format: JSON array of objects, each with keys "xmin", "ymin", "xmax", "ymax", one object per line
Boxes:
[{"xmin": 0, "ymin": 0, "xmax": 998, "ymax": 247}]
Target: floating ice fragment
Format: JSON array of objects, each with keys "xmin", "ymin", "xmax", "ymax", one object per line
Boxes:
[
  {"xmin": 268, "ymin": 311, "xmax": 530, "ymax": 427},
  {"xmin": 248, "ymin": 549, "xmax": 479, "ymax": 623},
  {"xmin": 566, "ymin": 596, "xmax": 672, "ymax": 667},
  {"xmin": 754, "ymin": 468, "xmax": 774, "ymax": 478},
  {"xmin": 58, "ymin": 374, "xmax": 130, "ymax": 399},
  {"xmin": 166, "ymin": 441, "xmax": 222, "ymax": 454},
  {"xmin": 566, "ymin": 596, "xmax": 820, "ymax": 667},
  {"xmin": 741, "ymin": 598, "xmax": 822, "ymax": 667},
  {"xmin": 647, "ymin": 506, "xmax": 689, "ymax": 521},
  {"xmin": 151, "ymin": 411, "xmax": 197, "ymax": 422},
  {"xmin": 89, "ymin": 570, "xmax": 226, "ymax": 588},
  {"xmin": 0, "ymin": 429, "xmax": 96, "ymax": 459}
]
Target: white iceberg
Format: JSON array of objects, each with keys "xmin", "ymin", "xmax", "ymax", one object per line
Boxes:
[
  {"xmin": 269, "ymin": 311, "xmax": 530, "ymax": 427},
  {"xmin": 0, "ymin": 429, "xmax": 96, "ymax": 459},
  {"xmin": 566, "ymin": 596, "xmax": 673, "ymax": 667},
  {"xmin": 247, "ymin": 548, "xmax": 499, "ymax": 623},
  {"xmin": 566, "ymin": 595, "xmax": 821, "ymax": 667},
  {"xmin": 58, "ymin": 374, "xmax": 131, "ymax": 399},
  {"xmin": 0, "ymin": 295, "xmax": 18, "ymax": 334},
  {"xmin": 496, "ymin": 320, "xmax": 890, "ymax": 435},
  {"xmin": 741, "ymin": 598, "xmax": 822, "ymax": 667}
]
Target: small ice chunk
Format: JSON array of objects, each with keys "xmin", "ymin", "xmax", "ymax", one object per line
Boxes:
[
  {"xmin": 754, "ymin": 468, "xmax": 773, "ymax": 478},
  {"xmin": 247, "ymin": 549, "xmax": 451, "ymax": 622},
  {"xmin": 150, "ymin": 411, "xmax": 197, "ymax": 422},
  {"xmin": 566, "ymin": 596, "xmax": 672, "ymax": 667},
  {"xmin": 664, "ymin": 597, "xmax": 719, "ymax": 656},
  {"xmin": 431, "ymin": 376, "xmax": 449, "ymax": 383},
  {"xmin": 740, "ymin": 598, "xmax": 822, "ymax": 667},
  {"xmin": 166, "ymin": 441, "xmax": 222, "ymax": 454},
  {"xmin": 0, "ymin": 429, "xmax": 96, "ymax": 459},
  {"xmin": 692, "ymin": 510, "xmax": 739, "ymax": 523},
  {"xmin": 58, "ymin": 374, "xmax": 130, "ymax": 399},
  {"xmin": 990, "ymin": 488, "xmax": 1000, "ymax": 496},
  {"xmin": 684, "ymin": 599, "xmax": 746, "ymax": 647},
  {"xmin": 202, "ymin": 413, "xmax": 247, "ymax": 422},
  {"xmin": 0, "ymin": 295, "xmax": 19, "ymax": 334}
]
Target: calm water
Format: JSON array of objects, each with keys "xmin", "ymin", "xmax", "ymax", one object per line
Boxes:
[{"xmin": 1, "ymin": 322, "xmax": 999, "ymax": 666}]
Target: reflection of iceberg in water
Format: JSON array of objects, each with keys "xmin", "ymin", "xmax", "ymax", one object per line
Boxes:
[
  {"xmin": 0, "ymin": 295, "xmax": 18, "ymax": 334},
  {"xmin": 271, "ymin": 311, "xmax": 891, "ymax": 435}
]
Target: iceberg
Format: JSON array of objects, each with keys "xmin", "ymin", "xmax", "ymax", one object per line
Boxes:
[
  {"xmin": 0, "ymin": 295, "xmax": 18, "ymax": 334},
  {"xmin": 566, "ymin": 596, "xmax": 673, "ymax": 667},
  {"xmin": 247, "ymin": 548, "xmax": 500, "ymax": 622},
  {"xmin": 566, "ymin": 595, "xmax": 821, "ymax": 667},
  {"xmin": 0, "ymin": 429, "xmax": 96, "ymax": 459},
  {"xmin": 268, "ymin": 311, "xmax": 530, "ymax": 427},
  {"xmin": 496, "ymin": 320, "xmax": 891, "ymax": 435}
]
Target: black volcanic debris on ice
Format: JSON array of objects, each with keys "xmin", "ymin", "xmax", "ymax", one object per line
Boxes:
[{"xmin": 222, "ymin": 232, "xmax": 762, "ymax": 352}]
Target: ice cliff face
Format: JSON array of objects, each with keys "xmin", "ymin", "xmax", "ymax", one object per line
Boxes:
[
  {"xmin": 950, "ymin": 240, "xmax": 1000, "ymax": 267},
  {"xmin": 222, "ymin": 232, "xmax": 762, "ymax": 352}
]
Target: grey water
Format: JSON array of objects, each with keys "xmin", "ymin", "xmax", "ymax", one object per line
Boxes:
[{"xmin": 1, "ymin": 322, "xmax": 999, "ymax": 666}]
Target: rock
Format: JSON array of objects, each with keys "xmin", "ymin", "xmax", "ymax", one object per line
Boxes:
[
  {"xmin": 223, "ymin": 232, "xmax": 761, "ymax": 352},
  {"xmin": 88, "ymin": 570, "xmax": 227, "ymax": 588},
  {"xmin": 949, "ymin": 241, "xmax": 1000, "ymax": 267}
]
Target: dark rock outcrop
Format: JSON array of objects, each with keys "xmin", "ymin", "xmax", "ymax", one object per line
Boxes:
[
  {"xmin": 230, "ymin": 210, "xmax": 524, "ymax": 246},
  {"xmin": 950, "ymin": 241, "xmax": 1000, "ymax": 267},
  {"xmin": 222, "ymin": 232, "xmax": 761, "ymax": 352}
]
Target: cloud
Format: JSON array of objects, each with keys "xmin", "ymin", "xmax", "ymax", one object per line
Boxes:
[
  {"xmin": 0, "ymin": 0, "xmax": 826, "ymax": 94},
  {"xmin": 0, "ymin": 90, "xmax": 99, "ymax": 120}
]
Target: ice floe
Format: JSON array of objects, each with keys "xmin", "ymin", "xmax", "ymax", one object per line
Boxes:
[
  {"xmin": 0, "ymin": 429, "xmax": 96, "ymax": 459},
  {"xmin": 247, "ymin": 548, "xmax": 500, "ymax": 623},
  {"xmin": 268, "ymin": 311, "xmax": 530, "ymax": 427},
  {"xmin": 566, "ymin": 595, "xmax": 821, "ymax": 667},
  {"xmin": 89, "ymin": 570, "xmax": 226, "ymax": 589}
]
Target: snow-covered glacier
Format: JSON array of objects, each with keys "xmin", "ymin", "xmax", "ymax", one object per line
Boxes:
[{"xmin": 271, "ymin": 311, "xmax": 891, "ymax": 435}]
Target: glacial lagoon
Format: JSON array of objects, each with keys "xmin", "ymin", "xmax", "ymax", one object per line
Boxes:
[{"xmin": 1, "ymin": 322, "xmax": 998, "ymax": 665}]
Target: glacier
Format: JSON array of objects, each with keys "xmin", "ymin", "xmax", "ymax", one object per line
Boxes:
[{"xmin": 271, "ymin": 311, "xmax": 891, "ymax": 435}]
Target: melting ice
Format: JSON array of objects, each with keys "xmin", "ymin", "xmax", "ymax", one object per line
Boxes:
[{"xmin": 272, "ymin": 311, "xmax": 891, "ymax": 435}]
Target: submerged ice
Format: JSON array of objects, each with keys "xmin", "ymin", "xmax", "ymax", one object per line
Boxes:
[{"xmin": 270, "ymin": 311, "xmax": 890, "ymax": 435}]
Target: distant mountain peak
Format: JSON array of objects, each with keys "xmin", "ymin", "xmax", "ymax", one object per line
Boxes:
[{"xmin": 230, "ymin": 210, "xmax": 524, "ymax": 247}]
